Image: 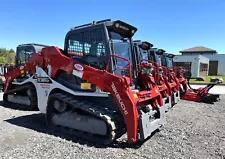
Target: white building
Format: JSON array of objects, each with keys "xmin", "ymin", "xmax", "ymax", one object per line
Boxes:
[{"xmin": 173, "ymin": 46, "xmax": 225, "ymax": 78}]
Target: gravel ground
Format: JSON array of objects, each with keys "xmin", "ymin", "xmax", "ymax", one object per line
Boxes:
[{"xmin": 0, "ymin": 93, "xmax": 225, "ymax": 159}]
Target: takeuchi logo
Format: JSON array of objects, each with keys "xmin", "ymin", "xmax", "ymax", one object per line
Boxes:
[{"xmin": 74, "ymin": 64, "xmax": 84, "ymax": 71}]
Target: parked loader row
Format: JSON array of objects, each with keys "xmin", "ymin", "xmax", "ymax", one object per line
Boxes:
[{"xmin": 2, "ymin": 19, "xmax": 222, "ymax": 146}]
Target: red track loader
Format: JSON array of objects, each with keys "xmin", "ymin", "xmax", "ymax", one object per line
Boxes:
[
  {"xmin": 2, "ymin": 43, "xmax": 48, "ymax": 109},
  {"xmin": 163, "ymin": 54, "xmax": 187, "ymax": 94},
  {"xmin": 3, "ymin": 19, "xmax": 166, "ymax": 145},
  {"xmin": 133, "ymin": 41, "xmax": 172, "ymax": 111},
  {"xmin": 3, "ymin": 43, "xmax": 48, "ymax": 79},
  {"xmin": 133, "ymin": 41, "xmax": 180, "ymax": 108},
  {"xmin": 151, "ymin": 50, "xmax": 180, "ymax": 106},
  {"xmin": 164, "ymin": 53, "xmax": 222, "ymax": 104}
]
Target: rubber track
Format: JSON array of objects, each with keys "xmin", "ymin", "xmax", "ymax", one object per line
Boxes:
[
  {"xmin": 3, "ymin": 83, "xmax": 38, "ymax": 110},
  {"xmin": 46, "ymin": 92, "xmax": 126, "ymax": 145}
]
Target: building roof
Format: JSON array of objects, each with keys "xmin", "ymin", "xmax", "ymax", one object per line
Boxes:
[{"xmin": 179, "ymin": 46, "xmax": 217, "ymax": 53}]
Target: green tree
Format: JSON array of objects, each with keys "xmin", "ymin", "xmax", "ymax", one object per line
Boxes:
[
  {"xmin": 0, "ymin": 47, "xmax": 15, "ymax": 64},
  {"xmin": 0, "ymin": 57, "xmax": 7, "ymax": 64}
]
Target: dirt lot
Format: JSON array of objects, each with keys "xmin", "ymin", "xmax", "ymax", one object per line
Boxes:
[{"xmin": 0, "ymin": 93, "xmax": 225, "ymax": 159}]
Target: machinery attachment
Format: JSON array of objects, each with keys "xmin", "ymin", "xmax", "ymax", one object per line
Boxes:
[{"xmin": 181, "ymin": 71, "xmax": 222, "ymax": 103}]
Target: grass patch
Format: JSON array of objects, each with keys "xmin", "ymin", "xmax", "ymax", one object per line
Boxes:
[{"xmin": 189, "ymin": 76, "xmax": 225, "ymax": 83}]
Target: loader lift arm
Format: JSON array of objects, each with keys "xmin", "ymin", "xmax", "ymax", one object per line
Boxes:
[{"xmin": 4, "ymin": 53, "xmax": 44, "ymax": 92}]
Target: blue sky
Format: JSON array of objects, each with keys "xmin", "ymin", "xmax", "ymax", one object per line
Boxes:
[{"xmin": 0, "ymin": 0, "xmax": 224, "ymax": 54}]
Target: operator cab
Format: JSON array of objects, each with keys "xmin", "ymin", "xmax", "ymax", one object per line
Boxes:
[
  {"xmin": 133, "ymin": 40, "xmax": 167, "ymax": 68},
  {"xmin": 64, "ymin": 19, "xmax": 137, "ymax": 82},
  {"xmin": 133, "ymin": 40, "xmax": 153, "ymax": 64},
  {"xmin": 165, "ymin": 53, "xmax": 175, "ymax": 68},
  {"xmin": 15, "ymin": 43, "xmax": 49, "ymax": 67},
  {"xmin": 148, "ymin": 48, "xmax": 166, "ymax": 66},
  {"xmin": 133, "ymin": 43, "xmax": 166, "ymax": 67}
]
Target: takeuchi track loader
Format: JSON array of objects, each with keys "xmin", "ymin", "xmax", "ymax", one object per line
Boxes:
[
  {"xmin": 133, "ymin": 40, "xmax": 180, "ymax": 109},
  {"xmin": 133, "ymin": 41, "xmax": 172, "ymax": 111},
  {"xmin": 3, "ymin": 19, "xmax": 166, "ymax": 145},
  {"xmin": 161, "ymin": 53, "xmax": 187, "ymax": 94},
  {"xmin": 3, "ymin": 43, "xmax": 49, "ymax": 110},
  {"xmin": 148, "ymin": 48, "xmax": 180, "ymax": 105}
]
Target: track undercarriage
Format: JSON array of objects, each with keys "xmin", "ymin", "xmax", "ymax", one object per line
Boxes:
[
  {"xmin": 3, "ymin": 83, "xmax": 38, "ymax": 110},
  {"xmin": 3, "ymin": 82, "xmax": 165, "ymax": 145},
  {"xmin": 46, "ymin": 92, "xmax": 126, "ymax": 145}
]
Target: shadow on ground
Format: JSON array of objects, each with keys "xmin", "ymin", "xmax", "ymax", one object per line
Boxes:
[{"xmin": 4, "ymin": 113, "xmax": 157, "ymax": 149}]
